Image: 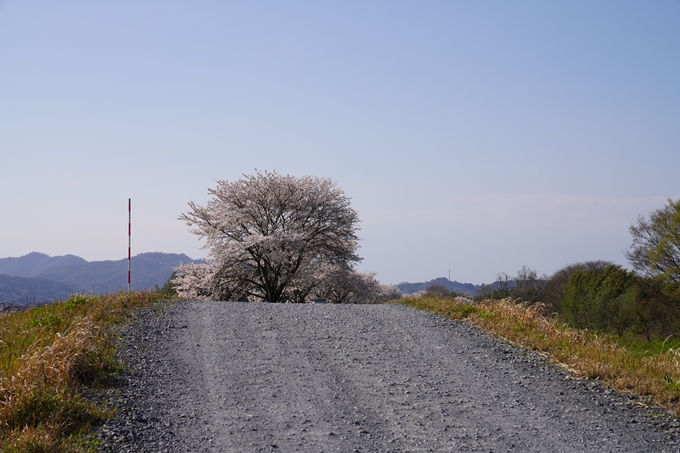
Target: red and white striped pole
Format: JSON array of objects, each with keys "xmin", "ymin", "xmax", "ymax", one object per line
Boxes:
[{"xmin": 128, "ymin": 198, "xmax": 131, "ymax": 292}]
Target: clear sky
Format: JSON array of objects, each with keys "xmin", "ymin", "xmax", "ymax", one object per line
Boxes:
[{"xmin": 1, "ymin": 1, "xmax": 678, "ymax": 285}]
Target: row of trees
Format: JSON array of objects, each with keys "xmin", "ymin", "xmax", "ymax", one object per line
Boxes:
[
  {"xmin": 481, "ymin": 199, "xmax": 680, "ymax": 340},
  {"xmin": 172, "ymin": 170, "xmax": 679, "ymax": 324},
  {"xmin": 416, "ymin": 284, "xmax": 474, "ymax": 302},
  {"xmin": 476, "ymin": 266, "xmax": 546, "ymax": 303},
  {"xmin": 173, "ymin": 171, "xmax": 399, "ymax": 303}
]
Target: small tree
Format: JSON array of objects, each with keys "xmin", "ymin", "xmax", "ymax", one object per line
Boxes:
[
  {"xmin": 495, "ymin": 272, "xmax": 512, "ymax": 299},
  {"xmin": 313, "ymin": 268, "xmax": 400, "ymax": 304},
  {"xmin": 159, "ymin": 271, "xmax": 178, "ymax": 296},
  {"xmin": 626, "ymin": 199, "xmax": 680, "ymax": 297},
  {"xmin": 323, "ymin": 266, "xmax": 361, "ymax": 303},
  {"xmin": 561, "ymin": 265, "xmax": 636, "ymax": 336},
  {"xmin": 175, "ymin": 171, "xmax": 361, "ymax": 301},
  {"xmin": 514, "ymin": 266, "xmax": 545, "ymax": 303},
  {"xmin": 633, "ymin": 278, "xmax": 679, "ymax": 341},
  {"xmin": 542, "ymin": 261, "xmax": 613, "ymax": 313},
  {"xmin": 424, "ymin": 284, "xmax": 452, "ymax": 299},
  {"xmin": 376, "ymin": 283, "xmax": 402, "ymax": 303}
]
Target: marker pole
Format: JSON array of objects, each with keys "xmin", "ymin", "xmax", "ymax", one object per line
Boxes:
[{"xmin": 128, "ymin": 198, "xmax": 131, "ymax": 293}]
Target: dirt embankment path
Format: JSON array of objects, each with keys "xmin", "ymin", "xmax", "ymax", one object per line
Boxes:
[{"xmin": 99, "ymin": 301, "xmax": 680, "ymax": 452}]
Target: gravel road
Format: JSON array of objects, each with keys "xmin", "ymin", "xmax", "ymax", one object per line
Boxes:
[{"xmin": 98, "ymin": 301, "xmax": 680, "ymax": 452}]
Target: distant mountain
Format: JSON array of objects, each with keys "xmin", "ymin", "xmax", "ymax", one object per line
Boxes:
[
  {"xmin": 0, "ymin": 252, "xmax": 87, "ymax": 278},
  {"xmin": 396, "ymin": 277, "xmax": 480, "ymax": 296},
  {"xmin": 0, "ymin": 274, "xmax": 79, "ymax": 305},
  {"xmin": 0, "ymin": 252, "xmax": 198, "ymax": 301}
]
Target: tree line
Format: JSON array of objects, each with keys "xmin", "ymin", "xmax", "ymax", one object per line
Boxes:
[
  {"xmin": 476, "ymin": 198, "xmax": 680, "ymax": 341},
  {"xmin": 170, "ymin": 170, "xmax": 679, "ymax": 335}
]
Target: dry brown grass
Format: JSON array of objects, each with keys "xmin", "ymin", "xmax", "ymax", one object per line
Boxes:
[
  {"xmin": 0, "ymin": 291, "xmax": 168, "ymax": 452},
  {"xmin": 400, "ymin": 296, "xmax": 680, "ymax": 416}
]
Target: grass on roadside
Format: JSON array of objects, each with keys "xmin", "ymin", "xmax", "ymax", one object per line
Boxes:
[
  {"xmin": 400, "ymin": 296, "xmax": 680, "ymax": 416},
  {"xmin": 0, "ymin": 291, "xmax": 168, "ymax": 453}
]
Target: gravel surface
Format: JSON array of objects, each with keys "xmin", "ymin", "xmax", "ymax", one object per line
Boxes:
[{"xmin": 98, "ymin": 301, "xmax": 680, "ymax": 452}]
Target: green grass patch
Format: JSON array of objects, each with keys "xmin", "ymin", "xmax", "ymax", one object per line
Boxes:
[
  {"xmin": 0, "ymin": 291, "xmax": 169, "ymax": 452},
  {"xmin": 614, "ymin": 336, "xmax": 680, "ymax": 358},
  {"xmin": 665, "ymin": 376, "xmax": 680, "ymax": 392}
]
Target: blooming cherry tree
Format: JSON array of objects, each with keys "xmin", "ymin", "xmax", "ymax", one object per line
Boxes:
[{"xmin": 175, "ymin": 171, "xmax": 361, "ymax": 302}]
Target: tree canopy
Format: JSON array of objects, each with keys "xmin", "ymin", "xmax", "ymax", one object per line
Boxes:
[
  {"xmin": 175, "ymin": 171, "xmax": 364, "ymax": 302},
  {"xmin": 626, "ymin": 198, "xmax": 680, "ymax": 292}
]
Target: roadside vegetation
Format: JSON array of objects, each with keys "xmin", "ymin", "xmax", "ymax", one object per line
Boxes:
[
  {"xmin": 402, "ymin": 199, "xmax": 680, "ymax": 415},
  {"xmin": 0, "ymin": 291, "xmax": 169, "ymax": 453},
  {"xmin": 474, "ymin": 199, "xmax": 680, "ymax": 339},
  {"xmin": 401, "ymin": 296, "xmax": 680, "ymax": 415}
]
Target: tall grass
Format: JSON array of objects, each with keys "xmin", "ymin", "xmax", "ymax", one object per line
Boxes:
[
  {"xmin": 401, "ymin": 296, "xmax": 680, "ymax": 416},
  {"xmin": 0, "ymin": 292, "xmax": 168, "ymax": 452}
]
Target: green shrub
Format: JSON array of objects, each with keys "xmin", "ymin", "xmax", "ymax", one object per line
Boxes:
[{"xmin": 562, "ymin": 265, "xmax": 637, "ymax": 336}]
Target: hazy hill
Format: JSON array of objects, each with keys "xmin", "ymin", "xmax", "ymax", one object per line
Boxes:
[
  {"xmin": 397, "ymin": 277, "xmax": 480, "ymax": 296},
  {"xmin": 0, "ymin": 252, "xmax": 87, "ymax": 278},
  {"xmin": 0, "ymin": 252, "xmax": 197, "ymax": 298},
  {"xmin": 0, "ymin": 274, "xmax": 79, "ymax": 305}
]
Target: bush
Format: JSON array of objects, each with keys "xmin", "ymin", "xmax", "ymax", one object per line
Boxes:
[
  {"xmin": 561, "ymin": 265, "xmax": 637, "ymax": 336},
  {"xmin": 541, "ymin": 261, "xmax": 614, "ymax": 313}
]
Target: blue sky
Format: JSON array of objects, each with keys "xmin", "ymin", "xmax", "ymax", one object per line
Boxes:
[{"xmin": 1, "ymin": 1, "xmax": 678, "ymax": 285}]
